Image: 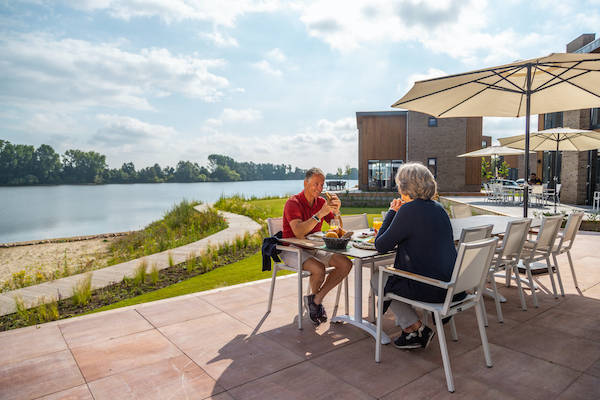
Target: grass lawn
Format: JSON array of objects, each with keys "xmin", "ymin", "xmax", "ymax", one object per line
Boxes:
[
  {"xmin": 89, "ymin": 197, "xmax": 387, "ymax": 313},
  {"xmin": 90, "ymin": 252, "xmax": 292, "ymax": 313}
]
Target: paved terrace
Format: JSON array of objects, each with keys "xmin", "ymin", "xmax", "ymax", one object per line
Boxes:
[
  {"xmin": 1, "ymin": 231, "xmax": 600, "ymax": 399},
  {"xmin": 0, "ymin": 205, "xmax": 261, "ymax": 316}
]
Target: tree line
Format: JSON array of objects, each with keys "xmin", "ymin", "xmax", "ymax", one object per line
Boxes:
[{"xmin": 0, "ymin": 140, "xmax": 356, "ymax": 185}]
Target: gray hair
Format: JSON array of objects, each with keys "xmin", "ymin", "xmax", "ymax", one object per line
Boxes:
[
  {"xmin": 305, "ymin": 167, "xmax": 325, "ymax": 180},
  {"xmin": 395, "ymin": 162, "xmax": 437, "ymax": 200}
]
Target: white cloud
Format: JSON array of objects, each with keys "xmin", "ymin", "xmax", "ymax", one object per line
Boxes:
[
  {"xmin": 0, "ymin": 32, "xmax": 230, "ymax": 113},
  {"xmin": 251, "ymin": 60, "xmax": 282, "ymax": 76},
  {"xmin": 295, "ymin": 0, "xmax": 551, "ymax": 65},
  {"xmin": 69, "ymin": 0, "xmax": 283, "ymax": 26},
  {"xmin": 206, "ymin": 107, "xmax": 263, "ymax": 126},
  {"xmin": 267, "ymin": 48, "xmax": 286, "ymax": 62},
  {"xmin": 399, "ymin": 67, "xmax": 447, "ymax": 95},
  {"xmin": 483, "ymin": 116, "xmax": 539, "ymax": 144},
  {"xmin": 200, "ymin": 31, "xmax": 239, "ymax": 47}
]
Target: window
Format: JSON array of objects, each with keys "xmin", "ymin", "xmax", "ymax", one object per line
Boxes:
[
  {"xmin": 591, "ymin": 108, "xmax": 600, "ymax": 130},
  {"xmin": 482, "ymin": 140, "xmax": 488, "ymax": 148},
  {"xmin": 544, "ymin": 112, "xmax": 563, "ymax": 129},
  {"xmin": 427, "ymin": 158, "xmax": 437, "ymax": 178},
  {"xmin": 368, "ymin": 160, "xmax": 403, "ymax": 190},
  {"xmin": 428, "ymin": 117, "xmax": 438, "ymax": 127}
]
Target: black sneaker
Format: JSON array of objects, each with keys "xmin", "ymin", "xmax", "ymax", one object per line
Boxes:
[
  {"xmin": 393, "ymin": 324, "xmax": 435, "ymax": 350},
  {"xmin": 304, "ymin": 294, "xmax": 320, "ymax": 326},
  {"xmin": 317, "ymin": 303, "xmax": 327, "ymax": 323}
]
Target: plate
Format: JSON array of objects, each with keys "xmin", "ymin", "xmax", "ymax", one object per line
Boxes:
[
  {"xmin": 352, "ymin": 240, "xmax": 376, "ymax": 250},
  {"xmin": 357, "ymin": 232, "xmax": 374, "ymax": 239}
]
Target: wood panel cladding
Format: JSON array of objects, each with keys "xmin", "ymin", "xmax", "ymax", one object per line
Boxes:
[{"xmin": 465, "ymin": 117, "xmax": 482, "ymax": 185}]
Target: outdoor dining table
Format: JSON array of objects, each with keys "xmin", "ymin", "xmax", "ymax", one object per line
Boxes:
[{"xmin": 279, "ymin": 215, "xmax": 540, "ymax": 345}]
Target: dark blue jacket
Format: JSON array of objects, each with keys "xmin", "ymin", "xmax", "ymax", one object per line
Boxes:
[
  {"xmin": 375, "ymin": 199, "xmax": 459, "ymax": 303},
  {"xmin": 261, "ymin": 231, "xmax": 282, "ymax": 271}
]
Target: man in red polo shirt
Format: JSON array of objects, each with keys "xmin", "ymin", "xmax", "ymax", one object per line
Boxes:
[{"xmin": 282, "ymin": 167, "xmax": 353, "ymax": 325}]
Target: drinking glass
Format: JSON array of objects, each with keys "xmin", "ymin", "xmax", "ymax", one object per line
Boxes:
[
  {"xmin": 372, "ymin": 217, "xmax": 383, "ymax": 233},
  {"xmin": 329, "ymin": 217, "xmax": 340, "ymax": 231}
]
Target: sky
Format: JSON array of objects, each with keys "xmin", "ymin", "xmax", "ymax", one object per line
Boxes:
[{"xmin": 1, "ymin": 0, "xmax": 599, "ymax": 173}]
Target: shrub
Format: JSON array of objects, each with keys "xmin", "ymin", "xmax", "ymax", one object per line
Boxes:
[
  {"xmin": 148, "ymin": 264, "xmax": 159, "ymax": 285},
  {"xmin": 72, "ymin": 274, "xmax": 93, "ymax": 307},
  {"xmin": 133, "ymin": 260, "xmax": 148, "ymax": 285}
]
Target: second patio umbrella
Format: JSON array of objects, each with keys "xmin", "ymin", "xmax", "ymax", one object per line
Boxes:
[
  {"xmin": 457, "ymin": 145, "xmax": 529, "ymax": 178},
  {"xmin": 392, "ymin": 52, "xmax": 600, "ymax": 217},
  {"xmin": 499, "ymin": 127, "xmax": 600, "ymax": 212}
]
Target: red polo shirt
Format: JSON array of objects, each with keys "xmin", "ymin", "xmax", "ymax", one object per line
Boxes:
[{"xmin": 283, "ymin": 191, "xmax": 334, "ymax": 238}]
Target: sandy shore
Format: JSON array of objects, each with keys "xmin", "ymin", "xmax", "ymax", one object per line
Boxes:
[{"xmin": 0, "ymin": 238, "xmax": 117, "ymax": 284}]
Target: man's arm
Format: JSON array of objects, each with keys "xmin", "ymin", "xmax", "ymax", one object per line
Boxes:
[{"xmin": 289, "ymin": 202, "xmax": 332, "ymax": 238}]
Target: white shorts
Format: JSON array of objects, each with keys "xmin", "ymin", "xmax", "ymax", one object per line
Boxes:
[{"xmin": 279, "ymin": 248, "xmax": 333, "ymax": 269}]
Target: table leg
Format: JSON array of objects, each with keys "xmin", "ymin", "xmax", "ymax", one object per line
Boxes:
[{"xmin": 331, "ymin": 258, "xmax": 391, "ymax": 344}]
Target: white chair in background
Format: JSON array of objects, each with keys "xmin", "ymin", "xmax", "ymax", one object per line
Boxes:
[
  {"xmin": 450, "ymin": 203, "xmax": 472, "ymax": 219},
  {"xmin": 515, "ymin": 215, "xmax": 563, "ymax": 308},
  {"xmin": 490, "ymin": 218, "xmax": 531, "ymax": 319},
  {"xmin": 375, "ymin": 237, "xmax": 499, "ymax": 393},
  {"xmin": 551, "ymin": 212, "xmax": 584, "ymax": 290},
  {"xmin": 266, "ymin": 217, "xmax": 348, "ymax": 329},
  {"xmin": 593, "ymin": 191, "xmax": 600, "ymax": 211}
]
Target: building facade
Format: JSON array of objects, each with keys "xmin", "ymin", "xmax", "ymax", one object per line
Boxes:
[
  {"xmin": 356, "ymin": 111, "xmax": 483, "ymax": 193},
  {"xmin": 537, "ymin": 33, "xmax": 600, "ymax": 205}
]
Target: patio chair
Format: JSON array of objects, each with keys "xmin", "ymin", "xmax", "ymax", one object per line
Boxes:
[
  {"xmin": 490, "ymin": 218, "xmax": 531, "ymax": 317},
  {"xmin": 515, "ymin": 215, "xmax": 563, "ymax": 307},
  {"xmin": 450, "ymin": 203, "xmax": 472, "ymax": 219},
  {"xmin": 266, "ymin": 217, "xmax": 348, "ymax": 329},
  {"xmin": 375, "ymin": 237, "xmax": 499, "ymax": 393},
  {"xmin": 551, "ymin": 212, "xmax": 584, "ymax": 290},
  {"xmin": 594, "ymin": 191, "xmax": 600, "ymax": 211}
]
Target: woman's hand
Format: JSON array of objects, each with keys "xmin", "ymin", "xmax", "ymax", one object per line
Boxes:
[{"xmin": 389, "ymin": 198, "xmax": 404, "ymax": 212}]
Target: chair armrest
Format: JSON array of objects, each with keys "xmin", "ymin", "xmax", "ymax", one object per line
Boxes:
[
  {"xmin": 380, "ymin": 266, "xmax": 450, "ymax": 289},
  {"xmin": 275, "ymin": 244, "xmax": 301, "ymax": 254}
]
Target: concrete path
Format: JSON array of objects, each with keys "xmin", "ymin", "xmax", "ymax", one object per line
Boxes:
[{"xmin": 0, "ymin": 205, "xmax": 261, "ymax": 316}]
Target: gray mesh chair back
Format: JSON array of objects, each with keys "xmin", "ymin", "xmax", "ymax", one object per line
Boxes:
[
  {"xmin": 458, "ymin": 224, "xmax": 493, "ymax": 245},
  {"xmin": 341, "ymin": 213, "xmax": 369, "ymax": 230}
]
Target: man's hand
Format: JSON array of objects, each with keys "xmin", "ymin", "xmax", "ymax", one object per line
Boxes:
[
  {"xmin": 328, "ymin": 193, "xmax": 341, "ymax": 215},
  {"xmin": 389, "ymin": 198, "xmax": 404, "ymax": 212},
  {"xmin": 318, "ymin": 201, "xmax": 332, "ymax": 218}
]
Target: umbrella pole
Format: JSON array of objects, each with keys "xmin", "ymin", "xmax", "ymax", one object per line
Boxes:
[
  {"xmin": 523, "ymin": 64, "xmax": 532, "ymax": 218},
  {"xmin": 554, "ymin": 135, "xmax": 559, "ymax": 213}
]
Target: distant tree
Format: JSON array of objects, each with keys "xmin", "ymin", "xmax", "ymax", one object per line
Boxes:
[
  {"xmin": 33, "ymin": 144, "xmax": 61, "ymax": 184},
  {"xmin": 62, "ymin": 149, "xmax": 107, "ymax": 183},
  {"xmin": 498, "ymin": 161, "xmax": 510, "ymax": 179},
  {"xmin": 211, "ymin": 165, "xmax": 241, "ymax": 181},
  {"xmin": 481, "ymin": 157, "xmax": 492, "ymax": 181}
]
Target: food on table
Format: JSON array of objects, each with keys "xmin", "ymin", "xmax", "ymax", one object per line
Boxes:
[{"xmin": 325, "ymin": 231, "xmax": 339, "ymax": 238}]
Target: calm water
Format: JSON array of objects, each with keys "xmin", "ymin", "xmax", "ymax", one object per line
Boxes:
[{"xmin": 0, "ymin": 180, "xmax": 357, "ymax": 243}]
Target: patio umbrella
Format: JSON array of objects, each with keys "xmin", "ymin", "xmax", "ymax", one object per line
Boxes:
[
  {"xmin": 457, "ymin": 145, "xmax": 529, "ymax": 178},
  {"xmin": 499, "ymin": 127, "xmax": 600, "ymax": 212},
  {"xmin": 392, "ymin": 52, "xmax": 600, "ymax": 217}
]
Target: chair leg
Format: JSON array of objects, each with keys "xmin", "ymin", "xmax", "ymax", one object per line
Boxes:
[
  {"xmin": 449, "ymin": 316, "xmax": 458, "ymax": 341},
  {"xmin": 267, "ymin": 266, "xmax": 278, "ymax": 312},
  {"xmin": 545, "ymin": 256, "xmax": 559, "ymax": 298},
  {"xmin": 566, "ymin": 250, "xmax": 579, "ymax": 289},
  {"xmin": 344, "ymin": 276, "xmax": 350, "ymax": 316},
  {"xmin": 331, "ymin": 282, "xmax": 342, "ymax": 319},
  {"xmin": 434, "ymin": 312, "xmax": 455, "ymax": 393},
  {"xmin": 525, "ymin": 263, "xmax": 539, "ymax": 308},
  {"xmin": 475, "ymin": 300, "xmax": 493, "ymax": 368},
  {"xmin": 513, "ymin": 264, "xmax": 528, "ymax": 311},
  {"xmin": 480, "ymin": 298, "xmax": 489, "ymax": 327},
  {"xmin": 297, "ymin": 271, "xmax": 303, "ymax": 330},
  {"xmin": 375, "ymin": 270, "xmax": 385, "ymax": 363},
  {"xmin": 551, "ymin": 254, "xmax": 565, "ymax": 296},
  {"xmin": 489, "ymin": 272, "xmax": 504, "ymax": 323}
]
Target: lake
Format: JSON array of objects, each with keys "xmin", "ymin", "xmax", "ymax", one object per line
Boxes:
[{"xmin": 0, "ymin": 180, "xmax": 358, "ymax": 243}]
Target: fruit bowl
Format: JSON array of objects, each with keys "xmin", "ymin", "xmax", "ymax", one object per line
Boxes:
[{"xmin": 323, "ymin": 236, "xmax": 351, "ymax": 250}]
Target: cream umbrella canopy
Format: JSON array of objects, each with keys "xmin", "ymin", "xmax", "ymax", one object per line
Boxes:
[
  {"xmin": 499, "ymin": 127, "xmax": 600, "ymax": 212},
  {"xmin": 393, "ymin": 53, "xmax": 600, "ymax": 217},
  {"xmin": 457, "ymin": 145, "xmax": 529, "ymax": 178}
]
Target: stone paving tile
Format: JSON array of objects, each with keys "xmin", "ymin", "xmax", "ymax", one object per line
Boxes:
[
  {"xmin": 383, "ymin": 343, "xmax": 580, "ymax": 400},
  {"xmin": 491, "ymin": 322, "xmax": 600, "ymax": 371},
  {"xmin": 227, "ymin": 360, "xmax": 374, "ymax": 400},
  {"xmin": 585, "ymin": 358, "xmax": 600, "ymax": 378},
  {"xmin": 528, "ymin": 307, "xmax": 600, "ymax": 342},
  {"xmin": 71, "ymin": 329, "xmax": 182, "ymax": 382},
  {"xmin": 0, "ymin": 349, "xmax": 84, "ymax": 400},
  {"xmin": 311, "ymin": 338, "xmax": 438, "ymax": 398},
  {"xmin": 200, "ymin": 285, "xmax": 273, "ymax": 313},
  {"xmin": 556, "ymin": 373, "xmax": 600, "ymax": 400},
  {"xmin": 160, "ymin": 313, "xmax": 303, "ymax": 389},
  {"xmin": 137, "ymin": 295, "xmax": 221, "ymax": 328},
  {"xmin": 36, "ymin": 384, "xmax": 94, "ymax": 400},
  {"xmin": 87, "ymin": 354, "xmax": 224, "ymax": 400},
  {"xmin": 0, "ymin": 324, "xmax": 67, "ymax": 365},
  {"xmin": 59, "ymin": 309, "xmax": 153, "ymax": 348}
]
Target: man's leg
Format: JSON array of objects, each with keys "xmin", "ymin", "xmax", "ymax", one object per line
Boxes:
[
  {"xmin": 302, "ymin": 258, "xmax": 326, "ymax": 295},
  {"xmin": 314, "ymin": 254, "xmax": 352, "ymax": 305}
]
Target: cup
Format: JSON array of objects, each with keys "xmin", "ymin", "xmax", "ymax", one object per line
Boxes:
[
  {"xmin": 373, "ymin": 217, "xmax": 383, "ymax": 233},
  {"xmin": 329, "ymin": 217, "xmax": 340, "ymax": 231}
]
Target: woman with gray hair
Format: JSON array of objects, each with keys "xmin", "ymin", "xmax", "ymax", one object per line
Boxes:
[{"xmin": 373, "ymin": 162, "xmax": 459, "ymax": 350}]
